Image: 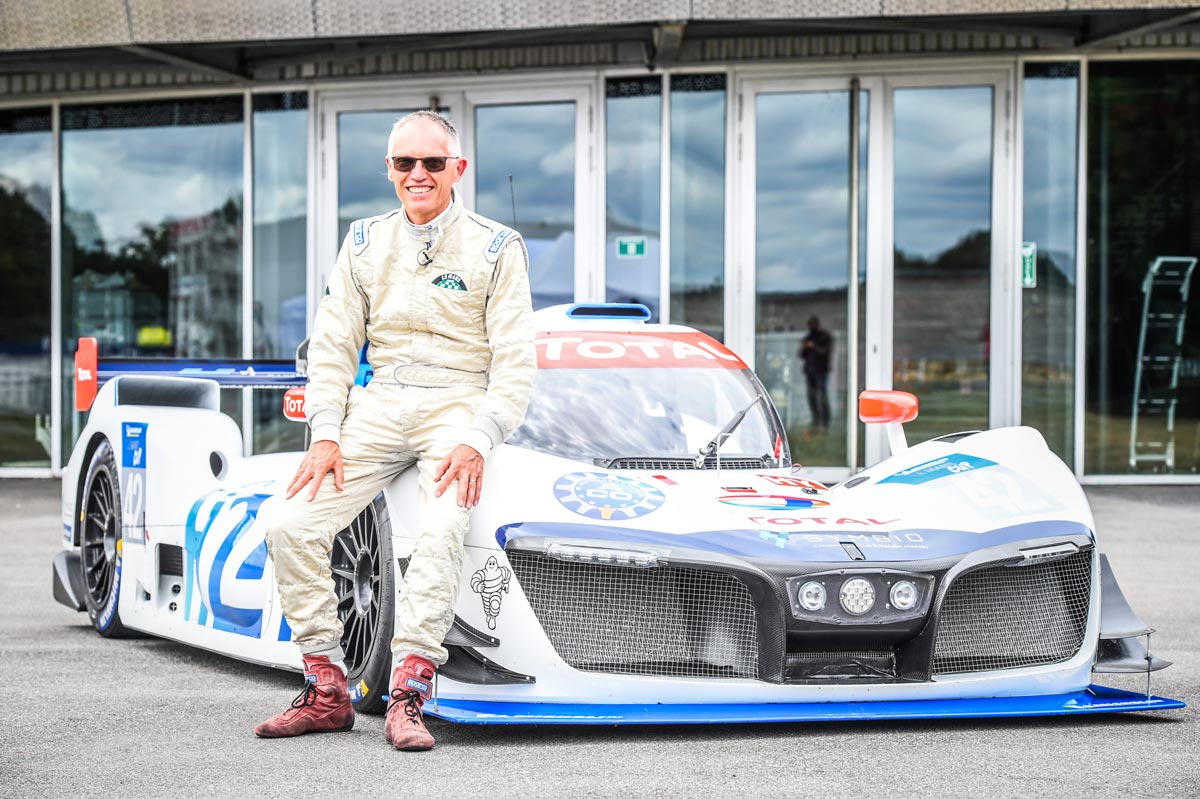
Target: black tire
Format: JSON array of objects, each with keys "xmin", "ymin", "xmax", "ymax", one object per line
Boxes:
[
  {"xmin": 79, "ymin": 440, "xmax": 133, "ymax": 638},
  {"xmin": 333, "ymin": 493, "xmax": 395, "ymax": 715}
]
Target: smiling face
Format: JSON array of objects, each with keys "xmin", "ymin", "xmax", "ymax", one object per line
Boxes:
[{"xmin": 385, "ymin": 117, "xmax": 468, "ymax": 225}]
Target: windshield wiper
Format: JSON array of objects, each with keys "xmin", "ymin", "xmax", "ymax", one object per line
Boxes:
[{"xmin": 699, "ymin": 394, "xmax": 766, "ymax": 465}]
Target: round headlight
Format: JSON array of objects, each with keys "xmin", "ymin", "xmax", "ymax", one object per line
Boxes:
[
  {"xmin": 890, "ymin": 580, "xmax": 918, "ymax": 610},
  {"xmin": 840, "ymin": 577, "xmax": 876, "ymax": 615},
  {"xmin": 798, "ymin": 581, "xmax": 826, "ymax": 612}
]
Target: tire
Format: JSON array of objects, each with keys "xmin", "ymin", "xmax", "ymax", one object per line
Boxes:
[
  {"xmin": 79, "ymin": 440, "xmax": 133, "ymax": 638},
  {"xmin": 333, "ymin": 493, "xmax": 395, "ymax": 715}
]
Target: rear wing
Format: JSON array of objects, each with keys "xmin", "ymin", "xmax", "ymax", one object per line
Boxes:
[{"xmin": 73, "ymin": 336, "xmax": 305, "ymax": 413}]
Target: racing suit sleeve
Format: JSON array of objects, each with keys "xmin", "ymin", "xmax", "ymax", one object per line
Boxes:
[
  {"xmin": 459, "ymin": 238, "xmax": 536, "ymax": 459},
  {"xmin": 304, "ymin": 235, "xmax": 369, "ymax": 446}
]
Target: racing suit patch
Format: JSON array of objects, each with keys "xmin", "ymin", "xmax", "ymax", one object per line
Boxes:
[
  {"xmin": 484, "ymin": 227, "xmax": 515, "ymax": 263},
  {"xmin": 351, "ymin": 219, "xmax": 369, "ymax": 254},
  {"xmin": 432, "ymin": 272, "xmax": 468, "ymax": 291}
]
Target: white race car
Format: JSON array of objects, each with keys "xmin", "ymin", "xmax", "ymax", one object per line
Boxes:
[{"xmin": 52, "ymin": 304, "xmax": 1182, "ymax": 724}]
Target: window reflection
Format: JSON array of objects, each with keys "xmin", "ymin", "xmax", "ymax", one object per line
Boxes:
[
  {"xmin": 253, "ymin": 92, "xmax": 308, "ymax": 455},
  {"xmin": 892, "ymin": 86, "xmax": 993, "ymax": 443},
  {"xmin": 754, "ymin": 90, "xmax": 864, "ymax": 467},
  {"xmin": 1087, "ymin": 60, "xmax": 1200, "ymax": 474},
  {"xmin": 0, "ymin": 109, "xmax": 52, "ymax": 468},
  {"xmin": 1022, "ymin": 63, "xmax": 1079, "ymax": 467},
  {"xmin": 475, "ymin": 102, "xmax": 575, "ymax": 309},
  {"xmin": 606, "ymin": 77, "xmax": 661, "ymax": 318},
  {"xmin": 61, "ymin": 98, "xmax": 245, "ymax": 455},
  {"xmin": 670, "ymin": 74, "xmax": 725, "ymax": 341}
]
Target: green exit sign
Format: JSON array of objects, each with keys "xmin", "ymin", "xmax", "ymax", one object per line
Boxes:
[
  {"xmin": 1021, "ymin": 242, "xmax": 1037, "ymax": 289},
  {"xmin": 616, "ymin": 236, "xmax": 646, "ymax": 259}
]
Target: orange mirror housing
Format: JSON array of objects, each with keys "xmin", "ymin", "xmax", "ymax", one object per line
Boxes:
[{"xmin": 859, "ymin": 390, "xmax": 919, "ymax": 425}]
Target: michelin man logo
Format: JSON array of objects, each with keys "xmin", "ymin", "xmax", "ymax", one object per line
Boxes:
[{"xmin": 470, "ymin": 556, "xmax": 511, "ymax": 630}]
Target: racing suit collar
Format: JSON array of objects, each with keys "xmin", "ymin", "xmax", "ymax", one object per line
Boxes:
[{"xmin": 402, "ymin": 188, "xmax": 461, "ymax": 250}]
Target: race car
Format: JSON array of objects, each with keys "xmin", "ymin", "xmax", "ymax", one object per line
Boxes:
[{"xmin": 51, "ymin": 303, "xmax": 1183, "ymax": 724}]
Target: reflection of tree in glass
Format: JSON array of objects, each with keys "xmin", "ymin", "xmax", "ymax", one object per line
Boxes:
[
  {"xmin": 65, "ymin": 194, "xmax": 242, "ymax": 358},
  {"xmin": 0, "ymin": 184, "xmax": 51, "ymax": 347}
]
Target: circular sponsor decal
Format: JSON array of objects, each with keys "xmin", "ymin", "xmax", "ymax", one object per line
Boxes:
[
  {"xmin": 554, "ymin": 472, "xmax": 666, "ymax": 521},
  {"xmin": 717, "ymin": 494, "xmax": 830, "ymax": 511}
]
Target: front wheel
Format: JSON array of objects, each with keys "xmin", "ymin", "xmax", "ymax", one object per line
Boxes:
[
  {"xmin": 79, "ymin": 440, "xmax": 133, "ymax": 638},
  {"xmin": 333, "ymin": 494, "xmax": 394, "ymax": 715}
]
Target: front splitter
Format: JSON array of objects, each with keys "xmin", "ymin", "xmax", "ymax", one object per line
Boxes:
[{"xmin": 424, "ymin": 685, "xmax": 1184, "ymax": 725}]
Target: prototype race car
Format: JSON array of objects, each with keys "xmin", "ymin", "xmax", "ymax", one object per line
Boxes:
[{"xmin": 52, "ymin": 304, "xmax": 1183, "ymax": 724}]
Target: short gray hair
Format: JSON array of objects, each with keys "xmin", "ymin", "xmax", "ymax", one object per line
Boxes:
[{"xmin": 387, "ymin": 110, "xmax": 461, "ymax": 156}]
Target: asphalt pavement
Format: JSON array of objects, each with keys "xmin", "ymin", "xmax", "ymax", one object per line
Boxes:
[{"xmin": 0, "ymin": 479, "xmax": 1195, "ymax": 798}]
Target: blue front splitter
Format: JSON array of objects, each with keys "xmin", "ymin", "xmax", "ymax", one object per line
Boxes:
[{"xmin": 424, "ymin": 685, "xmax": 1183, "ymax": 725}]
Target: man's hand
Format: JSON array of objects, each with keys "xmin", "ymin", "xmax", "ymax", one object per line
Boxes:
[
  {"xmin": 434, "ymin": 444, "xmax": 485, "ymax": 508},
  {"xmin": 287, "ymin": 440, "xmax": 345, "ymax": 501}
]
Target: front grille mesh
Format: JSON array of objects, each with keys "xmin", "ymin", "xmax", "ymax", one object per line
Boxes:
[
  {"xmin": 508, "ymin": 553, "xmax": 759, "ymax": 678},
  {"xmin": 933, "ymin": 550, "xmax": 1092, "ymax": 675}
]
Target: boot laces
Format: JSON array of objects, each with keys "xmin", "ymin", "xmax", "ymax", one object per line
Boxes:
[
  {"xmin": 289, "ymin": 679, "xmax": 319, "ymax": 711},
  {"xmin": 388, "ymin": 688, "xmax": 424, "ymax": 724}
]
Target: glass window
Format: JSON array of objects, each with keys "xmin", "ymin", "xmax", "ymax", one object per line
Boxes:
[
  {"xmin": 754, "ymin": 89, "xmax": 866, "ymax": 468},
  {"xmin": 1022, "ymin": 63, "xmax": 1079, "ymax": 468},
  {"xmin": 892, "ymin": 86, "xmax": 994, "ymax": 444},
  {"xmin": 1087, "ymin": 60, "xmax": 1200, "ymax": 475},
  {"xmin": 669, "ymin": 74, "xmax": 725, "ymax": 341},
  {"xmin": 475, "ymin": 102, "xmax": 576, "ymax": 309},
  {"xmin": 253, "ymin": 92, "xmax": 308, "ymax": 455},
  {"xmin": 606, "ymin": 77, "xmax": 662, "ymax": 319},
  {"xmin": 62, "ymin": 97, "xmax": 244, "ymax": 454},
  {"xmin": 0, "ymin": 109, "xmax": 52, "ymax": 468}
]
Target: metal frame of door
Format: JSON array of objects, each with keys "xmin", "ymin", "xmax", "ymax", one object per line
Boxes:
[{"xmin": 732, "ymin": 66, "xmax": 1016, "ymax": 478}]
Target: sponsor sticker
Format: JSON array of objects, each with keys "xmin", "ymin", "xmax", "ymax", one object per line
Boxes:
[
  {"xmin": 554, "ymin": 472, "xmax": 666, "ymax": 520},
  {"xmin": 470, "ymin": 556, "xmax": 512, "ymax": 630},
  {"xmin": 536, "ymin": 331, "xmax": 746, "ymax": 370},
  {"xmin": 719, "ymin": 495, "xmax": 830, "ymax": 511},
  {"xmin": 121, "ymin": 423, "xmax": 148, "ymax": 543},
  {"xmin": 879, "ymin": 454, "xmax": 998, "ymax": 485}
]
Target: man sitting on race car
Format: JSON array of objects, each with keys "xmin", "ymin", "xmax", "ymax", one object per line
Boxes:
[{"xmin": 253, "ymin": 110, "xmax": 536, "ymax": 751}]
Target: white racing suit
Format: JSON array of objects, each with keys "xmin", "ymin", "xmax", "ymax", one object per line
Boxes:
[{"xmin": 262, "ymin": 192, "xmax": 536, "ymax": 666}]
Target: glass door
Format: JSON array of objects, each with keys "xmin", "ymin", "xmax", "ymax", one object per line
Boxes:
[
  {"xmin": 316, "ymin": 84, "xmax": 596, "ymax": 311},
  {"xmin": 734, "ymin": 77, "xmax": 877, "ymax": 477},
  {"xmin": 884, "ymin": 74, "xmax": 1014, "ymax": 449}
]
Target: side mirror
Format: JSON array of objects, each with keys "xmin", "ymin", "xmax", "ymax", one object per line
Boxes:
[
  {"xmin": 295, "ymin": 338, "xmax": 309, "ymax": 377},
  {"xmin": 859, "ymin": 390, "xmax": 918, "ymax": 455}
]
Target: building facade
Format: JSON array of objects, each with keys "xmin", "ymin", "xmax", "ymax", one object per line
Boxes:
[{"xmin": 1, "ymin": 1, "xmax": 1198, "ymax": 482}]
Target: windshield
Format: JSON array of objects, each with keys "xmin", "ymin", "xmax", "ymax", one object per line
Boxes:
[{"xmin": 508, "ymin": 326, "xmax": 782, "ymax": 463}]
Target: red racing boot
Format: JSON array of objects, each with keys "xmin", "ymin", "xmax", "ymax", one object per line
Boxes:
[
  {"xmin": 254, "ymin": 655, "xmax": 355, "ymax": 738},
  {"xmin": 384, "ymin": 655, "xmax": 437, "ymax": 751}
]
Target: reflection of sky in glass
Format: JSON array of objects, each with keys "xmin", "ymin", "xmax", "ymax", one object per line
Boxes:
[
  {"xmin": 1023, "ymin": 76, "xmax": 1078, "ymax": 278},
  {"xmin": 0, "ymin": 132, "xmax": 51, "ymax": 210},
  {"xmin": 476, "ymin": 103, "xmax": 575, "ymax": 308},
  {"xmin": 755, "ymin": 91, "xmax": 851, "ymax": 294},
  {"xmin": 255, "ymin": 109, "xmax": 307, "ymax": 224},
  {"xmin": 254, "ymin": 105, "xmax": 308, "ymax": 359},
  {"xmin": 894, "ymin": 87, "xmax": 992, "ymax": 259},
  {"xmin": 338, "ymin": 110, "xmax": 414, "ymax": 241},
  {"xmin": 63, "ymin": 123, "xmax": 242, "ymax": 252},
  {"xmin": 606, "ymin": 81, "xmax": 662, "ymax": 317},
  {"xmin": 670, "ymin": 86, "xmax": 725, "ymax": 301}
]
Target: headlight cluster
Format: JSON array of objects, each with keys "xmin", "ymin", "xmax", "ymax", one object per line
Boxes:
[{"xmin": 788, "ymin": 571, "xmax": 933, "ymax": 624}]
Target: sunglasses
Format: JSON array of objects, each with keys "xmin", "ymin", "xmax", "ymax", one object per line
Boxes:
[{"xmin": 389, "ymin": 155, "xmax": 460, "ymax": 173}]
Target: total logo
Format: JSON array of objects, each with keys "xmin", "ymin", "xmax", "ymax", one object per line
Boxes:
[
  {"xmin": 283, "ymin": 387, "xmax": 305, "ymax": 421},
  {"xmin": 536, "ymin": 332, "xmax": 746, "ymax": 370},
  {"xmin": 554, "ymin": 472, "xmax": 666, "ymax": 520}
]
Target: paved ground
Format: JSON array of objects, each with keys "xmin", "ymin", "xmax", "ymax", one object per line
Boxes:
[{"xmin": 0, "ymin": 479, "xmax": 1195, "ymax": 798}]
